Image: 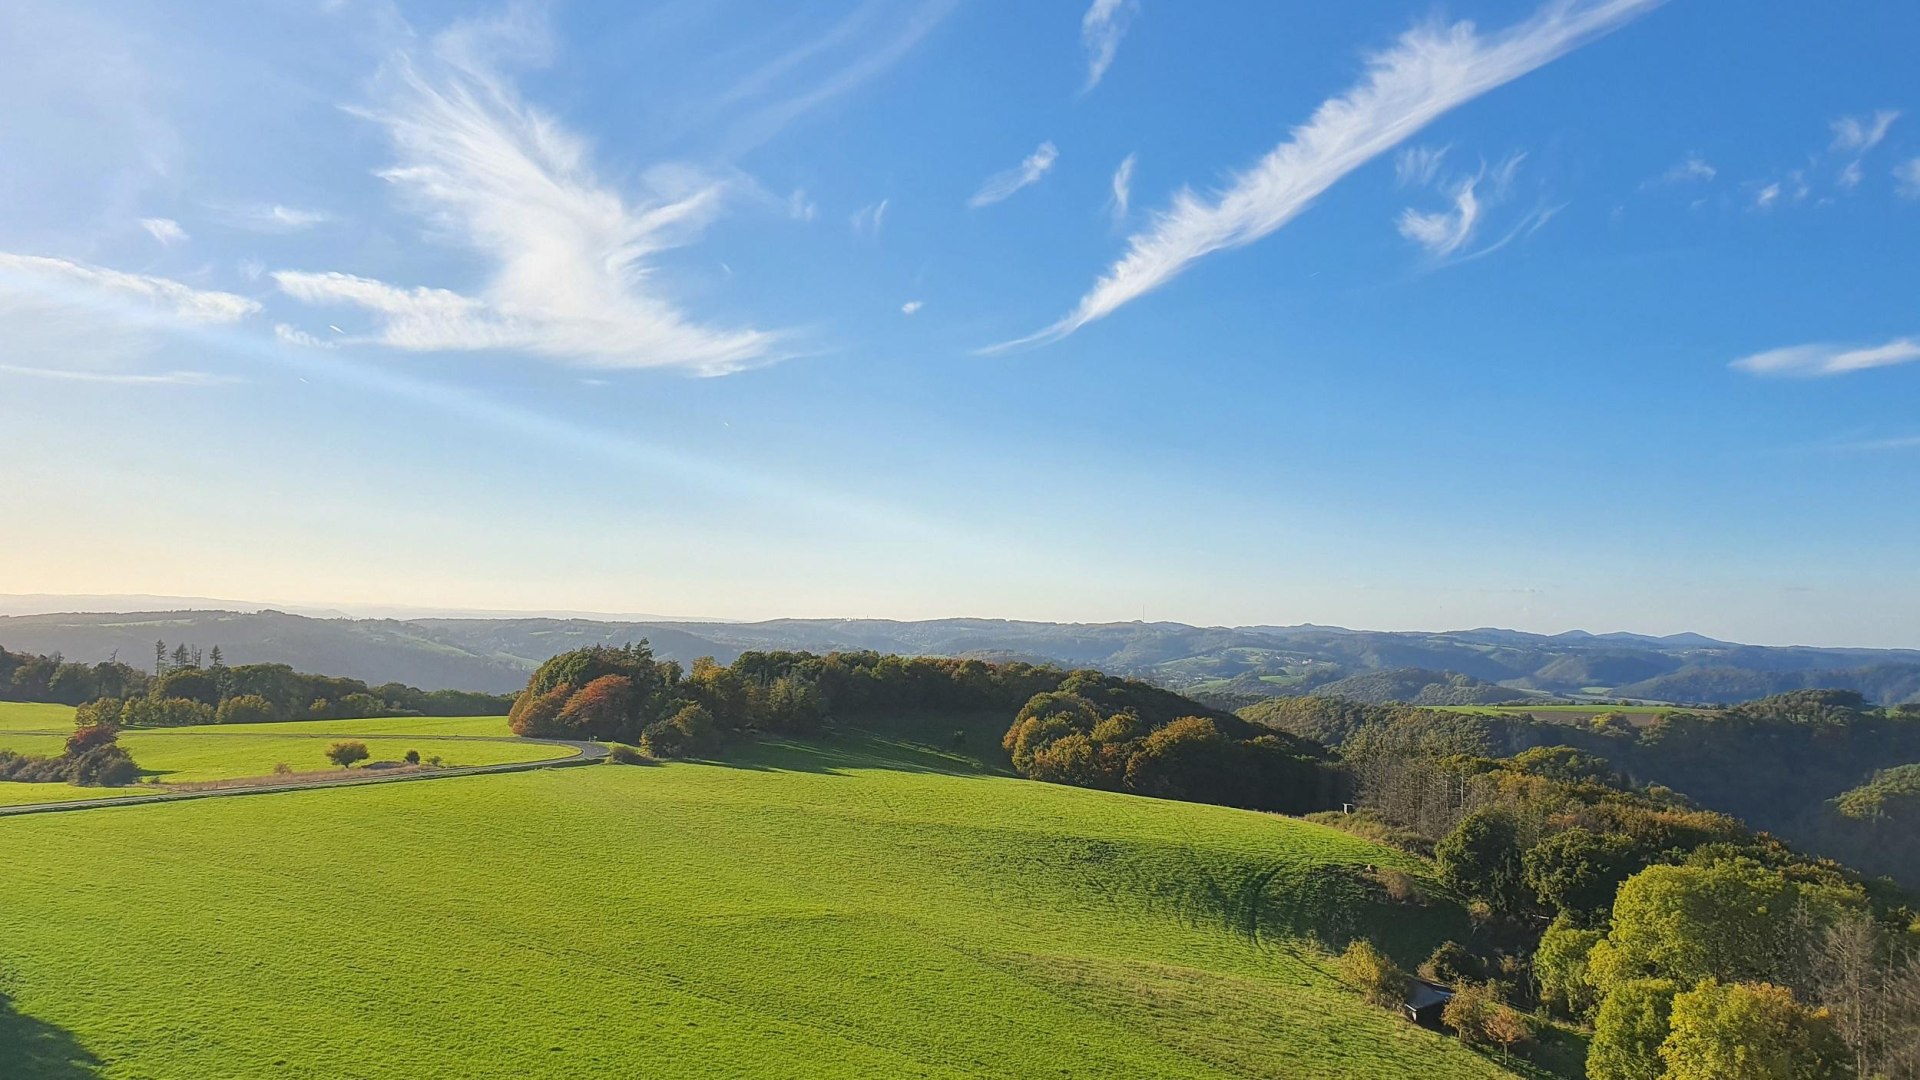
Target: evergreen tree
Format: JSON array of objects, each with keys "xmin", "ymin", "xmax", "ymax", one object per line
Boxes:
[{"xmin": 154, "ymin": 639, "xmax": 167, "ymax": 676}]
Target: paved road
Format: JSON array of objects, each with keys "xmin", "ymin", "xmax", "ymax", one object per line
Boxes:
[{"xmin": 0, "ymin": 733, "xmax": 608, "ymax": 818}]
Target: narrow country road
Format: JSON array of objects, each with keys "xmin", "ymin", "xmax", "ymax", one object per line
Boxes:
[{"xmin": 0, "ymin": 733, "xmax": 608, "ymax": 818}]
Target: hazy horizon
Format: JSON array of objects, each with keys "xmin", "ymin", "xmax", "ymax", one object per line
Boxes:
[{"xmin": 4, "ymin": 591, "xmax": 1917, "ymax": 653}]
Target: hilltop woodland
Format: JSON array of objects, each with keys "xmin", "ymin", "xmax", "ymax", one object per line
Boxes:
[
  {"xmin": 507, "ymin": 644, "xmax": 1344, "ymax": 814},
  {"xmin": 0, "ymin": 643, "xmax": 512, "ymax": 726}
]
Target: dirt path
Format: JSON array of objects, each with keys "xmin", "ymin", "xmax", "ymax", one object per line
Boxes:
[{"xmin": 0, "ymin": 733, "xmax": 608, "ymax": 817}]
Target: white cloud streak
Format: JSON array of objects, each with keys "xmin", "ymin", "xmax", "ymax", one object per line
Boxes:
[
  {"xmin": 139, "ymin": 218, "xmax": 188, "ymax": 245},
  {"xmin": 969, "ymin": 141, "xmax": 1059, "ymax": 208},
  {"xmin": 0, "ymin": 363, "xmax": 232, "ymax": 385},
  {"xmin": 1109, "ymin": 152, "xmax": 1136, "ymax": 223},
  {"xmin": 224, "ymin": 204, "xmax": 331, "ymax": 232},
  {"xmin": 1895, "ymin": 158, "xmax": 1920, "ymax": 199},
  {"xmin": 1731, "ymin": 336, "xmax": 1920, "ymax": 378},
  {"xmin": 988, "ymin": 0, "xmax": 1665, "ymax": 351},
  {"xmin": 1397, "ymin": 152, "xmax": 1531, "ymax": 260},
  {"xmin": 278, "ymin": 23, "xmax": 775, "ymax": 374},
  {"xmin": 1081, "ymin": 0, "xmax": 1138, "ymax": 92},
  {"xmin": 1660, "ymin": 154, "xmax": 1715, "ymax": 184},
  {"xmin": 1398, "ymin": 179, "xmax": 1483, "ymax": 257},
  {"xmin": 850, "ymin": 199, "xmax": 889, "ymax": 236},
  {"xmin": 0, "ymin": 253, "xmax": 258, "ymax": 322},
  {"xmin": 715, "ymin": 0, "xmax": 960, "ymax": 153},
  {"xmin": 1395, "ymin": 145, "xmax": 1450, "ymax": 187},
  {"xmin": 900, "ymin": 300, "xmax": 923, "ymax": 315},
  {"xmin": 1830, "ymin": 109, "xmax": 1899, "ymax": 154}
]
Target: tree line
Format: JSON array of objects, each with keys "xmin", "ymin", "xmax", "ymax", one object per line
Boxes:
[
  {"xmin": 48, "ymin": 641, "xmax": 515, "ymax": 728},
  {"xmin": 507, "ymin": 644, "xmax": 1347, "ymax": 814}
]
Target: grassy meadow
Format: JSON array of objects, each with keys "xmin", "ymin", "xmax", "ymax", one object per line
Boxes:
[
  {"xmin": 0, "ymin": 730, "xmax": 570, "ymax": 785},
  {"xmin": 0, "ymin": 732, "xmax": 1537, "ymax": 1080},
  {"xmin": 1426, "ymin": 703, "xmax": 1682, "ymax": 726},
  {"xmin": 0, "ymin": 701, "xmax": 78, "ymax": 731}
]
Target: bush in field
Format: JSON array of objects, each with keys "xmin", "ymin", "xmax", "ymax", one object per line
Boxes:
[
  {"xmin": 607, "ymin": 744, "xmax": 650, "ymax": 765},
  {"xmin": 1336, "ymin": 939, "xmax": 1404, "ymax": 1008},
  {"xmin": 403, "ymin": 749, "xmax": 420, "ymax": 765},
  {"xmin": 1442, "ymin": 981, "xmax": 1499, "ymax": 1044},
  {"xmin": 1418, "ymin": 941, "xmax": 1484, "ymax": 987},
  {"xmin": 325, "ymin": 741, "xmax": 370, "ymax": 768},
  {"xmin": 65, "ymin": 722, "xmax": 120, "ymax": 757},
  {"xmin": 640, "ymin": 704, "xmax": 720, "ymax": 759},
  {"xmin": 273, "ymin": 762, "xmax": 293, "ymax": 776},
  {"xmin": 67, "ymin": 745, "xmax": 139, "ymax": 786}
]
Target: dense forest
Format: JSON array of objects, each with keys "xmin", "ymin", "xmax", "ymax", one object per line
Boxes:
[
  {"xmin": 1232, "ymin": 694, "xmax": 1920, "ymax": 1077},
  {"xmin": 1243, "ymin": 691, "xmax": 1920, "ymax": 888},
  {"xmin": 1, "ymin": 643, "xmax": 512, "ymax": 726}
]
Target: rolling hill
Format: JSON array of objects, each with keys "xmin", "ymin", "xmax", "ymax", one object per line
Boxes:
[
  {"xmin": 0, "ymin": 731, "xmax": 1526, "ymax": 1080},
  {"xmin": 4, "ymin": 604, "xmax": 1917, "ymax": 705}
]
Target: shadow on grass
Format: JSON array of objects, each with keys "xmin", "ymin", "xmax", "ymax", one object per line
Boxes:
[
  {"xmin": 0, "ymin": 993, "xmax": 103, "ymax": 1079},
  {"xmin": 705, "ymin": 727, "xmax": 1007, "ymax": 779}
]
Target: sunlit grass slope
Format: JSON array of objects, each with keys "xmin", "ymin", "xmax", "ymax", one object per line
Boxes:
[
  {"xmin": 0, "ymin": 731, "xmax": 570, "ymax": 784},
  {"xmin": 0, "ymin": 701, "xmax": 77, "ymax": 731},
  {"xmin": 181, "ymin": 713, "xmax": 515, "ymax": 737},
  {"xmin": 0, "ymin": 733, "xmax": 1521, "ymax": 1080}
]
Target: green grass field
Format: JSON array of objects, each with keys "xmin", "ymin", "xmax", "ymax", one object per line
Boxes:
[
  {"xmin": 0, "ymin": 732, "xmax": 1538, "ymax": 1080},
  {"xmin": 0, "ymin": 702, "xmax": 512, "ymax": 738},
  {"xmin": 0, "ymin": 730, "xmax": 571, "ymax": 786},
  {"xmin": 180, "ymin": 714, "xmax": 516, "ymax": 737},
  {"xmin": 1426, "ymin": 704, "xmax": 1684, "ymax": 727},
  {"xmin": 0, "ymin": 701, "xmax": 78, "ymax": 731}
]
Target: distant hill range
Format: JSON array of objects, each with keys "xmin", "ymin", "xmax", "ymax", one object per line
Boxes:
[{"xmin": 2, "ymin": 604, "xmax": 1917, "ymax": 705}]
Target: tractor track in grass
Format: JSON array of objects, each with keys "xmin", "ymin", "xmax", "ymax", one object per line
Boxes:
[{"xmin": 0, "ymin": 732, "xmax": 608, "ymax": 817}]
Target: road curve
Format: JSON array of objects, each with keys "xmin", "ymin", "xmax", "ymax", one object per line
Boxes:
[{"xmin": 0, "ymin": 735, "xmax": 608, "ymax": 818}]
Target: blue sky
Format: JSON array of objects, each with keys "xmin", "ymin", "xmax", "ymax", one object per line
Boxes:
[{"xmin": 2, "ymin": 0, "xmax": 1917, "ymax": 646}]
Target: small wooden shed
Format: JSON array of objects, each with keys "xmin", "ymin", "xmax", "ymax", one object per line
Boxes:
[{"xmin": 1401, "ymin": 978, "xmax": 1454, "ymax": 1026}]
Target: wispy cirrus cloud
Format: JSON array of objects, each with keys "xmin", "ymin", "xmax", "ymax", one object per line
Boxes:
[
  {"xmin": 968, "ymin": 141, "xmax": 1058, "ymax": 208},
  {"xmin": 1894, "ymin": 158, "xmax": 1920, "ymax": 199},
  {"xmin": 275, "ymin": 18, "xmax": 776, "ymax": 374},
  {"xmin": 1657, "ymin": 154, "xmax": 1715, "ymax": 185},
  {"xmin": 850, "ymin": 199, "xmax": 889, "ymax": 236},
  {"xmin": 1731, "ymin": 336, "xmax": 1920, "ymax": 378},
  {"xmin": 1397, "ymin": 152, "xmax": 1553, "ymax": 264},
  {"xmin": 139, "ymin": 217, "xmax": 188, "ymax": 246},
  {"xmin": 0, "ymin": 253, "xmax": 257, "ymax": 323},
  {"xmin": 1833, "ymin": 434, "xmax": 1920, "ymax": 453},
  {"xmin": 710, "ymin": 0, "xmax": 961, "ymax": 153},
  {"xmin": 1081, "ymin": 0, "xmax": 1138, "ymax": 92},
  {"xmin": 1108, "ymin": 153, "xmax": 1136, "ymax": 223},
  {"xmin": 1394, "ymin": 145, "xmax": 1450, "ymax": 188},
  {"xmin": 1398, "ymin": 179, "xmax": 1483, "ymax": 257},
  {"xmin": 0, "ymin": 252, "xmax": 258, "ymax": 383},
  {"xmin": 1830, "ymin": 109, "xmax": 1899, "ymax": 154},
  {"xmin": 0, "ymin": 364, "xmax": 235, "ymax": 385},
  {"xmin": 988, "ymin": 0, "xmax": 1665, "ymax": 351},
  {"xmin": 222, "ymin": 204, "xmax": 331, "ymax": 232},
  {"xmin": 900, "ymin": 300, "xmax": 923, "ymax": 315}
]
